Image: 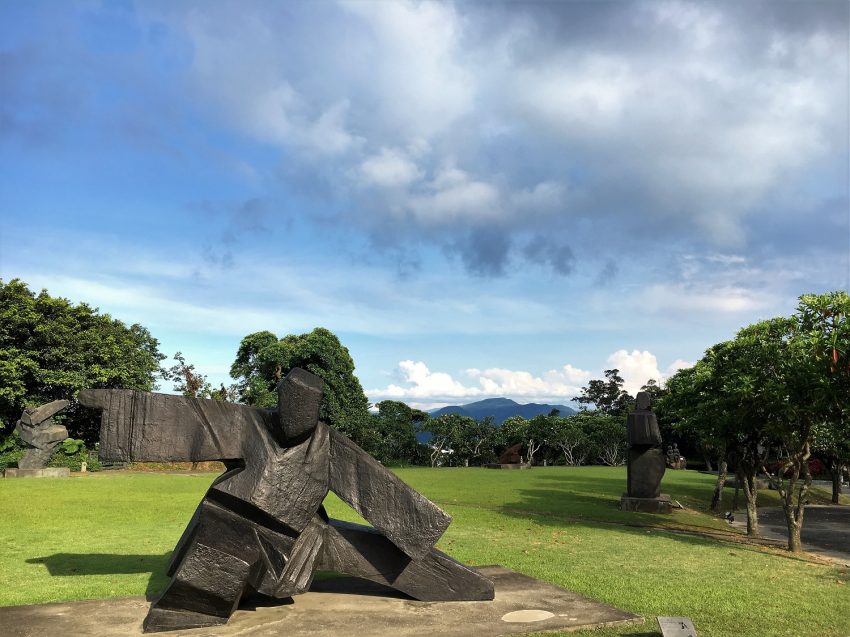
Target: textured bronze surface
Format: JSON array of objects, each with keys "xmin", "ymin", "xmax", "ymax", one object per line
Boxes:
[{"xmin": 80, "ymin": 369, "xmax": 493, "ymax": 632}]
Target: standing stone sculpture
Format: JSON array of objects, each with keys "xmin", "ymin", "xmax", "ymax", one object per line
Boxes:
[
  {"xmin": 619, "ymin": 392, "xmax": 672, "ymax": 513},
  {"xmin": 79, "ymin": 368, "xmax": 494, "ymax": 633},
  {"xmin": 15, "ymin": 400, "xmax": 70, "ymax": 469}
]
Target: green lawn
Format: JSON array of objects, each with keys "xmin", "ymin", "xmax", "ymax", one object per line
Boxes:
[{"xmin": 1, "ymin": 467, "xmax": 847, "ymax": 637}]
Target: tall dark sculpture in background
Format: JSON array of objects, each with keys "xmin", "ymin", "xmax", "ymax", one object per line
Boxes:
[
  {"xmin": 619, "ymin": 391, "xmax": 672, "ymax": 513},
  {"xmin": 16, "ymin": 400, "xmax": 70, "ymax": 469},
  {"xmin": 79, "ymin": 369, "xmax": 494, "ymax": 633}
]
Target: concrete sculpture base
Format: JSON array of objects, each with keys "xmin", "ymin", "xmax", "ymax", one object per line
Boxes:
[
  {"xmin": 0, "ymin": 566, "xmax": 642, "ymax": 637},
  {"xmin": 3, "ymin": 468, "xmax": 70, "ymax": 479},
  {"xmin": 619, "ymin": 494, "xmax": 673, "ymax": 514}
]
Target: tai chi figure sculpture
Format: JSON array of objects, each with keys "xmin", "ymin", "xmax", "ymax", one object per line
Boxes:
[
  {"xmin": 619, "ymin": 391, "xmax": 672, "ymax": 513},
  {"xmin": 80, "ymin": 369, "xmax": 493, "ymax": 633}
]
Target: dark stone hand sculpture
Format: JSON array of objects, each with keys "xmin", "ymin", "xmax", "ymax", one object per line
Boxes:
[
  {"xmin": 79, "ymin": 369, "xmax": 494, "ymax": 633},
  {"xmin": 625, "ymin": 391, "xmax": 665, "ymax": 499},
  {"xmin": 16, "ymin": 400, "xmax": 70, "ymax": 469}
]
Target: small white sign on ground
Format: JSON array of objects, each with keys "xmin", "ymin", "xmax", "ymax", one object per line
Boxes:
[{"xmin": 657, "ymin": 616, "xmax": 698, "ymax": 637}]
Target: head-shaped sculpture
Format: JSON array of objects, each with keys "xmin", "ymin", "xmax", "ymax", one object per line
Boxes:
[
  {"xmin": 275, "ymin": 368, "xmax": 324, "ymax": 446},
  {"xmin": 635, "ymin": 391, "xmax": 652, "ymax": 411}
]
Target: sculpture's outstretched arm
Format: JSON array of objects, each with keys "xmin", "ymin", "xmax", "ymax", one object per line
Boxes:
[{"xmin": 78, "ymin": 389, "xmax": 262, "ymax": 463}]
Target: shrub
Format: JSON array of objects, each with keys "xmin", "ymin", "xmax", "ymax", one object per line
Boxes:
[
  {"xmin": 47, "ymin": 438, "xmax": 102, "ymax": 472},
  {"xmin": 0, "ymin": 432, "xmax": 25, "ymax": 469}
]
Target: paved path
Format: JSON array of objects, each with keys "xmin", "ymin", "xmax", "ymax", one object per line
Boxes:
[{"xmin": 730, "ymin": 505, "xmax": 850, "ymax": 563}]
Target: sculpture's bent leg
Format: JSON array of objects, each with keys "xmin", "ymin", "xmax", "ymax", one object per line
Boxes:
[
  {"xmin": 144, "ymin": 499, "xmax": 295, "ymax": 633},
  {"xmin": 317, "ymin": 520, "xmax": 494, "ymax": 602}
]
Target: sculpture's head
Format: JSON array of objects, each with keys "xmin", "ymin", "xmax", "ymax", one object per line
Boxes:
[
  {"xmin": 275, "ymin": 368, "xmax": 324, "ymax": 446},
  {"xmin": 635, "ymin": 391, "xmax": 651, "ymax": 411}
]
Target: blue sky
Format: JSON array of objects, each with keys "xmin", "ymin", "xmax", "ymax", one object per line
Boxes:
[{"xmin": 2, "ymin": 1, "xmax": 848, "ymax": 408}]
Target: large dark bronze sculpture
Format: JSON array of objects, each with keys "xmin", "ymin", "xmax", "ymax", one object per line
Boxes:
[
  {"xmin": 619, "ymin": 391, "xmax": 672, "ymax": 513},
  {"xmin": 79, "ymin": 369, "xmax": 493, "ymax": 633}
]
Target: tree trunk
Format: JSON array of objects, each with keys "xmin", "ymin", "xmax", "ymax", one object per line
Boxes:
[
  {"xmin": 732, "ymin": 468, "xmax": 742, "ymax": 512},
  {"xmin": 763, "ymin": 442, "xmax": 811, "ymax": 553},
  {"xmin": 829, "ymin": 460, "xmax": 843, "ymax": 505},
  {"xmin": 741, "ymin": 469, "xmax": 759, "ymax": 537},
  {"xmin": 704, "ymin": 456, "xmax": 714, "ymax": 472},
  {"xmin": 710, "ymin": 460, "xmax": 728, "ymax": 512}
]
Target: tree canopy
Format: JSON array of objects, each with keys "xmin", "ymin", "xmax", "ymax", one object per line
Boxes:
[
  {"xmin": 0, "ymin": 279, "xmax": 164, "ymax": 442},
  {"xmin": 661, "ymin": 291, "xmax": 850, "ymax": 551},
  {"xmin": 576, "ymin": 368, "xmax": 633, "ymax": 416},
  {"xmin": 229, "ymin": 327, "xmax": 371, "ymax": 444}
]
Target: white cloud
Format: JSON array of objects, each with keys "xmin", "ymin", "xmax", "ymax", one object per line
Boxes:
[
  {"xmin": 359, "ymin": 147, "xmax": 422, "ymax": 188},
  {"xmin": 367, "ymin": 360, "xmax": 594, "ymax": 407},
  {"xmin": 643, "ymin": 283, "xmax": 774, "ymax": 314},
  {"xmin": 606, "ymin": 350, "xmax": 664, "ymax": 396},
  {"xmin": 339, "ymin": 0, "xmax": 474, "ymax": 138},
  {"xmin": 154, "ymin": 0, "xmax": 845, "ymax": 271},
  {"xmin": 409, "ymin": 167, "xmax": 502, "ymax": 225},
  {"xmin": 666, "ymin": 359, "xmax": 694, "ymax": 376}
]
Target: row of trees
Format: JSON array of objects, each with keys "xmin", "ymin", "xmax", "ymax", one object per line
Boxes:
[
  {"xmin": 422, "ymin": 410, "xmax": 628, "ymax": 468},
  {"xmin": 658, "ymin": 292, "xmax": 849, "ymax": 552}
]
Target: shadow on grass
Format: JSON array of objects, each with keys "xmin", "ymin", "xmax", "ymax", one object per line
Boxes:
[
  {"xmin": 494, "ymin": 484, "xmax": 788, "ymax": 560},
  {"xmin": 26, "ymin": 552, "xmax": 171, "ymax": 599}
]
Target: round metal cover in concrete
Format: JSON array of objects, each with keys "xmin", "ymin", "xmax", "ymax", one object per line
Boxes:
[{"xmin": 501, "ymin": 609, "xmax": 555, "ymax": 622}]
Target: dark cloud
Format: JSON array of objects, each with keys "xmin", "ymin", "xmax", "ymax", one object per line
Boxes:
[
  {"xmin": 523, "ymin": 235, "xmax": 576, "ymax": 276},
  {"xmin": 447, "ymin": 227, "xmax": 513, "ymax": 278},
  {"xmin": 193, "ymin": 198, "xmax": 283, "ymax": 269}
]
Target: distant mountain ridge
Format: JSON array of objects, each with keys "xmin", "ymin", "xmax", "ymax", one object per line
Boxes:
[{"xmin": 428, "ymin": 397, "xmax": 577, "ymax": 424}]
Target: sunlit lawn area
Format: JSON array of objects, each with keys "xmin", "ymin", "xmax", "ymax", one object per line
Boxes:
[{"xmin": 1, "ymin": 467, "xmax": 847, "ymax": 637}]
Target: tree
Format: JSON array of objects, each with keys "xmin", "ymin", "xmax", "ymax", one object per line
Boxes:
[
  {"xmin": 0, "ymin": 279, "xmax": 164, "ymax": 443},
  {"xmin": 370, "ymin": 400, "xmax": 426, "ymax": 465},
  {"xmin": 577, "ymin": 369, "xmax": 634, "ymax": 416},
  {"xmin": 230, "ymin": 327, "xmax": 371, "ymax": 445},
  {"xmin": 163, "ymin": 352, "xmax": 214, "ymax": 399},
  {"xmin": 525, "ymin": 414, "xmax": 557, "ymax": 465},
  {"xmin": 583, "ymin": 411, "xmax": 627, "ymax": 466},
  {"xmin": 549, "ymin": 414, "xmax": 590, "ymax": 465},
  {"xmin": 423, "ymin": 413, "xmax": 469, "ymax": 467},
  {"xmin": 797, "ymin": 291, "xmax": 850, "ymax": 504},
  {"xmin": 639, "ymin": 378, "xmax": 667, "ymax": 403},
  {"xmin": 660, "ymin": 361, "xmax": 731, "ymax": 512}
]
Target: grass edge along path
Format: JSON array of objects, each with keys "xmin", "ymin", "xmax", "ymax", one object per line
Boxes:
[{"xmin": 0, "ymin": 467, "xmax": 847, "ymax": 637}]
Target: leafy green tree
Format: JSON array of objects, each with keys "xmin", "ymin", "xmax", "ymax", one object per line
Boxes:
[
  {"xmin": 660, "ymin": 360, "xmax": 731, "ymax": 511},
  {"xmin": 549, "ymin": 414, "xmax": 590, "ymax": 465},
  {"xmin": 524, "ymin": 414, "xmax": 557, "ymax": 465},
  {"xmin": 496, "ymin": 415, "xmax": 528, "ymax": 458},
  {"xmin": 370, "ymin": 400, "xmax": 426, "ymax": 465},
  {"xmin": 0, "ymin": 279, "xmax": 164, "ymax": 443},
  {"xmin": 639, "ymin": 378, "xmax": 666, "ymax": 403},
  {"xmin": 230, "ymin": 327, "xmax": 371, "ymax": 445},
  {"xmin": 577, "ymin": 369, "xmax": 633, "ymax": 416},
  {"xmin": 446, "ymin": 415, "xmax": 499, "ymax": 466},
  {"xmin": 423, "ymin": 412, "xmax": 474, "ymax": 467},
  {"xmin": 797, "ymin": 291, "xmax": 850, "ymax": 504},
  {"xmin": 581, "ymin": 411, "xmax": 627, "ymax": 465},
  {"xmin": 163, "ymin": 352, "xmax": 216, "ymax": 399}
]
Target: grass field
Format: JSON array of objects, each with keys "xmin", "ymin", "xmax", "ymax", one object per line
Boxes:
[{"xmin": 1, "ymin": 466, "xmax": 848, "ymax": 637}]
